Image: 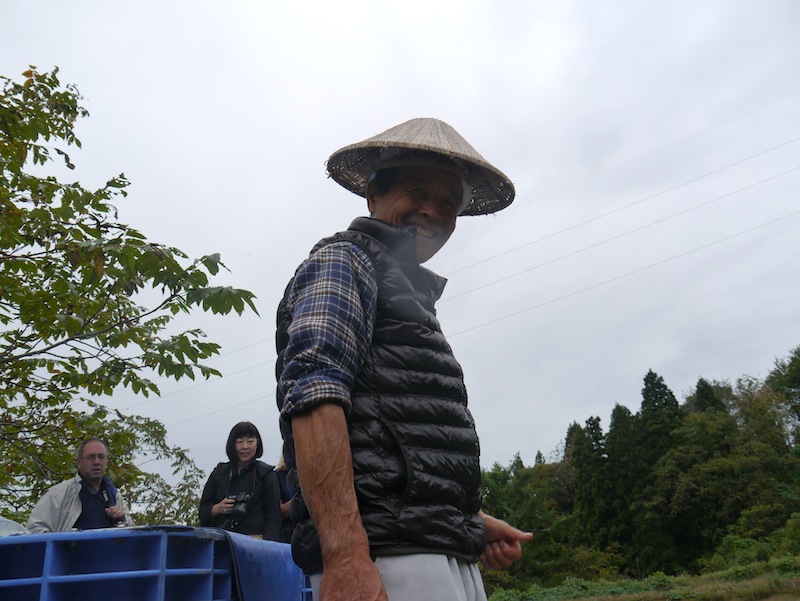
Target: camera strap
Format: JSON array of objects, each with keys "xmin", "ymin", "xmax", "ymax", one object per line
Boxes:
[{"xmin": 228, "ymin": 462, "xmax": 258, "ymax": 495}]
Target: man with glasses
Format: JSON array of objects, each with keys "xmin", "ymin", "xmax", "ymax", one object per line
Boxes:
[{"xmin": 27, "ymin": 437, "xmax": 133, "ymax": 533}]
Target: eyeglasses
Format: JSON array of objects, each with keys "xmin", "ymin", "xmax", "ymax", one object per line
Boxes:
[{"xmin": 80, "ymin": 454, "xmax": 108, "ymax": 461}]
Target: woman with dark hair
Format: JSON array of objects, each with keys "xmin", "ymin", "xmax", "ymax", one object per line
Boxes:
[{"xmin": 198, "ymin": 422, "xmax": 282, "ymax": 540}]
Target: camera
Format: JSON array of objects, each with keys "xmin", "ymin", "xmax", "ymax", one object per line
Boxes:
[{"xmin": 228, "ymin": 492, "xmax": 252, "ymax": 523}]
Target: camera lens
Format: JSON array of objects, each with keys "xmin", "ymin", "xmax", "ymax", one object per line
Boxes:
[{"xmin": 229, "ymin": 492, "xmax": 251, "ymax": 522}]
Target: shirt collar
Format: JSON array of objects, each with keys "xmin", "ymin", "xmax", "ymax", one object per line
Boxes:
[{"xmin": 348, "ymin": 217, "xmax": 448, "ymax": 301}]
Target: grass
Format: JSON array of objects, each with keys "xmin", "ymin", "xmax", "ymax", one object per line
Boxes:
[{"xmin": 489, "ymin": 556, "xmax": 800, "ymax": 601}]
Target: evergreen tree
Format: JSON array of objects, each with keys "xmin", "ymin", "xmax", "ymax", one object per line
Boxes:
[
  {"xmin": 602, "ymin": 403, "xmax": 638, "ymax": 550},
  {"xmin": 567, "ymin": 417, "xmax": 607, "ymax": 545},
  {"xmin": 685, "ymin": 377, "xmax": 728, "ymax": 413},
  {"xmin": 628, "ymin": 371, "xmax": 683, "ymax": 575}
]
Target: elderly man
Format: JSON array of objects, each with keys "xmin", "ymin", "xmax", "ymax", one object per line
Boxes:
[
  {"xmin": 276, "ymin": 118, "xmax": 531, "ymax": 601},
  {"xmin": 27, "ymin": 437, "xmax": 133, "ymax": 533}
]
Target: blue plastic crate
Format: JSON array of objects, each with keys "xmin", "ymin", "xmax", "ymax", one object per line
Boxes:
[
  {"xmin": 0, "ymin": 527, "xmax": 233, "ymax": 601},
  {"xmin": 0, "ymin": 526, "xmax": 306, "ymax": 601}
]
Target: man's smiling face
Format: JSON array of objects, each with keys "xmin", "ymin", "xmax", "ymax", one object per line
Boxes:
[{"xmin": 367, "ymin": 166, "xmax": 462, "ymax": 263}]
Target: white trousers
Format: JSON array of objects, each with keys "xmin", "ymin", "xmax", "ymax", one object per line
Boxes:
[{"xmin": 309, "ymin": 553, "xmax": 488, "ymax": 601}]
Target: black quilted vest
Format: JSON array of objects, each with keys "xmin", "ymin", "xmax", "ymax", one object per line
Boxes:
[{"xmin": 275, "ymin": 217, "xmax": 485, "ymax": 572}]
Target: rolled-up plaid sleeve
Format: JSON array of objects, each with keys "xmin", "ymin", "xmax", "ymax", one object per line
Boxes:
[{"xmin": 278, "ymin": 242, "xmax": 377, "ymax": 420}]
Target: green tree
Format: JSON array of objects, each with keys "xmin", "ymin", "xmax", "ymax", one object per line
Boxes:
[
  {"xmin": 766, "ymin": 345, "xmax": 800, "ymax": 428},
  {"xmin": 601, "ymin": 403, "xmax": 639, "ymax": 550},
  {"xmin": 567, "ymin": 417, "xmax": 607, "ymax": 545},
  {"xmin": 650, "ymin": 377, "xmax": 794, "ymax": 573},
  {"xmin": 684, "ymin": 377, "xmax": 728, "ymax": 413},
  {"xmin": 727, "ymin": 378, "xmax": 794, "ymax": 534},
  {"xmin": 481, "ymin": 450, "xmax": 613, "ymax": 591},
  {"xmin": 0, "ymin": 67, "xmax": 257, "ymax": 524},
  {"xmin": 627, "ymin": 371, "xmax": 683, "ymax": 575},
  {"xmin": 647, "ymin": 379, "xmax": 739, "ymax": 569}
]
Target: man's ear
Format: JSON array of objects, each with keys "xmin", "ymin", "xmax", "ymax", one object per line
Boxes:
[{"xmin": 366, "ymin": 180, "xmax": 376, "ymax": 214}]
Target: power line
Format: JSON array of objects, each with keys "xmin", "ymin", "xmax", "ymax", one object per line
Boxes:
[
  {"xmin": 455, "ymin": 89, "xmax": 800, "ymax": 236},
  {"xmin": 121, "ymin": 96, "xmax": 800, "ymax": 409},
  {"xmin": 133, "ymin": 390, "xmax": 271, "ymax": 466},
  {"xmin": 442, "ymin": 165, "xmax": 800, "ymax": 303},
  {"xmin": 447, "ymin": 134, "xmax": 800, "ymax": 276},
  {"xmin": 448, "ymin": 209, "xmax": 800, "ymax": 339},
  {"xmin": 166, "ymin": 393, "xmax": 274, "ymax": 429},
  {"xmin": 124, "ymin": 157, "xmax": 800, "ymax": 410},
  {"xmin": 120, "ymin": 92, "xmax": 800, "ymax": 379},
  {"xmin": 148, "ymin": 206, "xmax": 800, "ymax": 430},
  {"xmin": 214, "ymin": 338, "xmax": 272, "ymax": 359},
  {"xmin": 125, "ymin": 358, "xmax": 275, "ymax": 410},
  {"xmin": 522, "ymin": 90, "xmax": 800, "ymax": 202}
]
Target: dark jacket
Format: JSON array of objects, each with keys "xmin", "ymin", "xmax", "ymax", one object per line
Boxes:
[
  {"xmin": 277, "ymin": 217, "xmax": 485, "ymax": 572},
  {"xmin": 198, "ymin": 460, "xmax": 282, "ymax": 540}
]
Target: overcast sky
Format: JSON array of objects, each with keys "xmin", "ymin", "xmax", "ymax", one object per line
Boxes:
[{"xmin": 3, "ymin": 1, "xmax": 799, "ymax": 479}]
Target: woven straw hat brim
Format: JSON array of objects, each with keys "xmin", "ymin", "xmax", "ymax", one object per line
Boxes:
[{"xmin": 326, "ymin": 118, "xmax": 515, "ymax": 216}]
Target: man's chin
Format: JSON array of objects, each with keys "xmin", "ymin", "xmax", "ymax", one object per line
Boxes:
[{"xmin": 417, "ymin": 243, "xmax": 444, "ymax": 263}]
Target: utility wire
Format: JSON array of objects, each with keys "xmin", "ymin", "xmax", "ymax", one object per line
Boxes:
[
  {"xmin": 166, "ymin": 393, "xmax": 274, "ymax": 429},
  {"xmin": 442, "ymin": 165, "xmax": 800, "ymax": 303},
  {"xmin": 121, "ymin": 92, "xmax": 800, "ymax": 377},
  {"xmin": 150, "ymin": 207, "xmax": 800, "ymax": 429},
  {"xmin": 447, "ymin": 134, "xmax": 800, "ymax": 276},
  {"xmin": 454, "ymin": 89, "xmax": 800, "ymax": 235},
  {"xmin": 121, "ymin": 98, "xmax": 800, "ymax": 409},
  {"xmin": 448, "ymin": 209, "xmax": 800, "ymax": 339},
  {"xmin": 125, "ymin": 358, "xmax": 275, "ymax": 410},
  {"xmin": 127, "ymin": 133, "xmax": 800, "ymax": 395},
  {"xmin": 516, "ymin": 89, "xmax": 800, "ymax": 207},
  {"xmin": 124, "ymin": 156, "xmax": 800, "ymax": 411}
]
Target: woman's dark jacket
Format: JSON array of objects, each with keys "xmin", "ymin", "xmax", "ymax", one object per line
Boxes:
[
  {"xmin": 198, "ymin": 460, "xmax": 282, "ymax": 540},
  {"xmin": 276, "ymin": 217, "xmax": 485, "ymax": 572}
]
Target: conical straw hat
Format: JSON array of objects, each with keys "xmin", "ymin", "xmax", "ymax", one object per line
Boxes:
[{"xmin": 326, "ymin": 118, "xmax": 515, "ymax": 216}]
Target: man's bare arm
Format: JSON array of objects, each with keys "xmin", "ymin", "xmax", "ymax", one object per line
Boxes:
[{"xmin": 293, "ymin": 403, "xmax": 388, "ymax": 601}]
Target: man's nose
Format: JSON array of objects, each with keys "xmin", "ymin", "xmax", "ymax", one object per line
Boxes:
[{"xmin": 417, "ymin": 198, "xmax": 441, "ymax": 220}]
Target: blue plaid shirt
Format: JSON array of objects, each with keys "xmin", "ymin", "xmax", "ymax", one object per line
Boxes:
[{"xmin": 278, "ymin": 242, "xmax": 378, "ymax": 419}]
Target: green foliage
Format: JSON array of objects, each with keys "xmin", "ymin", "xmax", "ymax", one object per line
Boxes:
[
  {"xmin": 645, "ymin": 380, "xmax": 785, "ymax": 572},
  {"xmin": 766, "ymin": 345, "xmax": 800, "ymax": 432},
  {"xmin": 487, "ymin": 352, "xmax": 800, "ymax": 593},
  {"xmin": 482, "ymin": 452, "xmax": 623, "ymax": 591},
  {"xmin": 489, "ymin": 572, "xmax": 674, "ymax": 601},
  {"xmin": 0, "ymin": 67, "xmax": 257, "ymax": 522},
  {"xmin": 482, "ymin": 454, "xmax": 566, "ymax": 590},
  {"xmin": 711, "ymin": 555, "xmax": 800, "ymax": 582},
  {"xmin": 771, "ymin": 513, "xmax": 800, "ymax": 556},
  {"xmin": 565, "ymin": 372, "xmax": 688, "ymax": 576},
  {"xmin": 700, "ymin": 534, "xmax": 771, "ymax": 573},
  {"xmin": 489, "ymin": 565, "xmax": 800, "ymax": 601}
]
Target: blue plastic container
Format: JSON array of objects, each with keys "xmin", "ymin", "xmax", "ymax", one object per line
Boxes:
[{"xmin": 0, "ymin": 526, "xmax": 309, "ymax": 601}]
